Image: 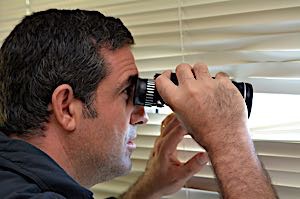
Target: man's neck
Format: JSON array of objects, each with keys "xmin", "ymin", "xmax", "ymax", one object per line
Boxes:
[{"xmin": 9, "ymin": 127, "xmax": 81, "ymax": 185}]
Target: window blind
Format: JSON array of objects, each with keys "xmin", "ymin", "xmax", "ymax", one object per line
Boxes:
[{"xmin": 1, "ymin": 1, "xmax": 300, "ymax": 198}]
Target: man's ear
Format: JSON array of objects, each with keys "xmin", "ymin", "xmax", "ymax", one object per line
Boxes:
[{"xmin": 51, "ymin": 84, "xmax": 79, "ymax": 131}]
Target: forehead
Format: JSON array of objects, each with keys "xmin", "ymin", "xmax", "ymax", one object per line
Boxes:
[
  {"xmin": 101, "ymin": 46, "xmax": 138, "ymax": 77},
  {"xmin": 101, "ymin": 46, "xmax": 138, "ymax": 84}
]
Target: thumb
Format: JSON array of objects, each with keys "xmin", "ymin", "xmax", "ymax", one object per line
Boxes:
[{"xmin": 182, "ymin": 152, "xmax": 209, "ymax": 179}]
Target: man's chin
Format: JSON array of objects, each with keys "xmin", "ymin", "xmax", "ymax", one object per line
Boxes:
[
  {"xmin": 113, "ymin": 157, "xmax": 132, "ymax": 177},
  {"xmin": 122, "ymin": 158, "xmax": 133, "ymax": 175}
]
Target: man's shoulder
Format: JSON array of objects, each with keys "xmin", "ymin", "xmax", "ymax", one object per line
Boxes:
[
  {"xmin": 0, "ymin": 168, "xmax": 66, "ymax": 199},
  {"xmin": 0, "ymin": 132, "xmax": 93, "ymax": 198}
]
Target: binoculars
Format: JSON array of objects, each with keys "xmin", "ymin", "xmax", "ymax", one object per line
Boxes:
[{"xmin": 133, "ymin": 73, "xmax": 253, "ymax": 118}]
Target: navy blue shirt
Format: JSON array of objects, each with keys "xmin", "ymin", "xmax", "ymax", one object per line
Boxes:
[{"xmin": 0, "ymin": 131, "xmax": 94, "ymax": 199}]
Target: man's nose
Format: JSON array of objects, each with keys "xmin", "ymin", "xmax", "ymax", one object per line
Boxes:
[{"xmin": 130, "ymin": 106, "xmax": 149, "ymax": 125}]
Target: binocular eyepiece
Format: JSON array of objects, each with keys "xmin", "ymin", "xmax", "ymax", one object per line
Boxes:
[{"xmin": 133, "ymin": 73, "xmax": 253, "ymax": 118}]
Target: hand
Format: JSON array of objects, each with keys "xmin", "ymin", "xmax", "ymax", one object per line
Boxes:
[
  {"xmin": 121, "ymin": 113, "xmax": 208, "ymax": 199},
  {"xmin": 144, "ymin": 113, "xmax": 208, "ymax": 197},
  {"xmin": 156, "ymin": 63, "xmax": 278, "ymax": 199},
  {"xmin": 155, "ymin": 63, "xmax": 248, "ymax": 151}
]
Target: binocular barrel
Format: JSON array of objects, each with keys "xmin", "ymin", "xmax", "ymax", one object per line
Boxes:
[{"xmin": 133, "ymin": 73, "xmax": 253, "ymax": 118}]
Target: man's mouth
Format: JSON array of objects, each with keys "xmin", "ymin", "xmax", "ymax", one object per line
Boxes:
[
  {"xmin": 127, "ymin": 133, "xmax": 137, "ymax": 151},
  {"xmin": 127, "ymin": 140, "xmax": 137, "ymax": 153},
  {"xmin": 127, "ymin": 140, "xmax": 136, "ymax": 148},
  {"xmin": 127, "ymin": 126, "xmax": 137, "ymax": 152}
]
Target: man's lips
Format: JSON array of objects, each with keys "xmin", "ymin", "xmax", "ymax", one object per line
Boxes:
[
  {"xmin": 127, "ymin": 137, "xmax": 137, "ymax": 151},
  {"xmin": 127, "ymin": 140, "xmax": 136, "ymax": 148},
  {"xmin": 127, "ymin": 126, "xmax": 137, "ymax": 151}
]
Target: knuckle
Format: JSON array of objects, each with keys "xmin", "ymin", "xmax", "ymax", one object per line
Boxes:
[
  {"xmin": 194, "ymin": 62, "xmax": 208, "ymax": 70},
  {"xmin": 176, "ymin": 63, "xmax": 191, "ymax": 73},
  {"xmin": 155, "ymin": 75, "xmax": 163, "ymax": 85},
  {"xmin": 216, "ymin": 71, "xmax": 230, "ymax": 79}
]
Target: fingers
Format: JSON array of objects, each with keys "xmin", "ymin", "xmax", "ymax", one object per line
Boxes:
[
  {"xmin": 215, "ymin": 71, "xmax": 230, "ymax": 81},
  {"xmin": 152, "ymin": 113, "xmax": 178, "ymax": 157},
  {"xmin": 155, "ymin": 70, "xmax": 177, "ymax": 106},
  {"xmin": 160, "ymin": 113, "xmax": 177, "ymax": 137},
  {"xmin": 154, "ymin": 113, "xmax": 209, "ymax": 185},
  {"xmin": 161, "ymin": 69, "xmax": 172, "ymax": 78},
  {"xmin": 193, "ymin": 63, "xmax": 211, "ymax": 80},
  {"xmin": 158, "ymin": 121, "xmax": 186, "ymax": 157},
  {"xmin": 155, "ymin": 113, "xmax": 187, "ymax": 158},
  {"xmin": 182, "ymin": 152, "xmax": 209, "ymax": 179},
  {"xmin": 175, "ymin": 64, "xmax": 195, "ymax": 85},
  {"xmin": 175, "ymin": 63, "xmax": 212, "ymax": 83}
]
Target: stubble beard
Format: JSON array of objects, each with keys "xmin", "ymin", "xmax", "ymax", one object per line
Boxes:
[{"xmin": 93, "ymin": 125, "xmax": 136, "ymax": 183}]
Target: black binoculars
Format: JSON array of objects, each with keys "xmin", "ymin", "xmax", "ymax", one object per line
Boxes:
[{"xmin": 133, "ymin": 73, "xmax": 253, "ymax": 118}]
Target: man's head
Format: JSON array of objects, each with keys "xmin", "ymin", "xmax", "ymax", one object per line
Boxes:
[
  {"xmin": 0, "ymin": 9, "xmax": 134, "ymax": 135},
  {"xmin": 0, "ymin": 9, "xmax": 148, "ymax": 186}
]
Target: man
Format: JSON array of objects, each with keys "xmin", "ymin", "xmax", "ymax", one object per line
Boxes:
[{"xmin": 0, "ymin": 9, "xmax": 277, "ymax": 199}]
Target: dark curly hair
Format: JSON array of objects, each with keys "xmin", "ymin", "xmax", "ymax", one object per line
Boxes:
[{"xmin": 0, "ymin": 9, "xmax": 134, "ymax": 136}]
